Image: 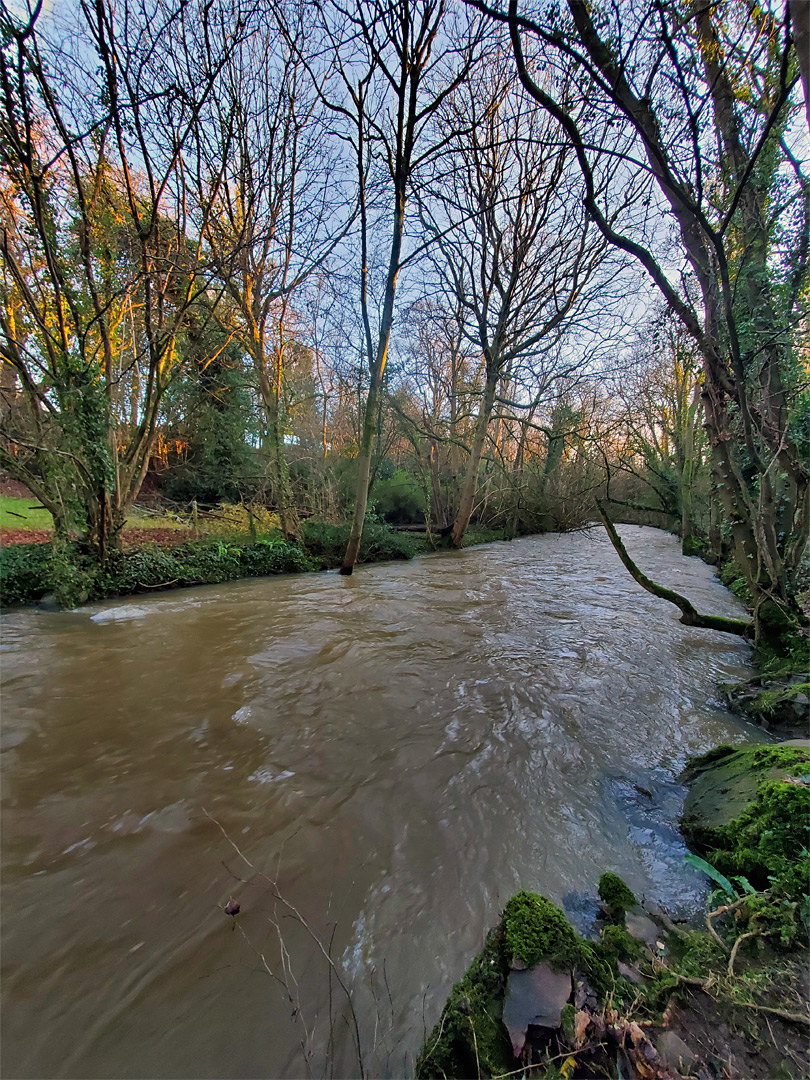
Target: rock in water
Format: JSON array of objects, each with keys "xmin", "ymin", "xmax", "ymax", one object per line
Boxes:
[{"xmin": 502, "ymin": 962, "xmax": 572, "ymax": 1057}]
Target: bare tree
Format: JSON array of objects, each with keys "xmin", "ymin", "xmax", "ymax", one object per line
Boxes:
[
  {"xmin": 485, "ymin": 0, "xmax": 809, "ymax": 644},
  {"xmin": 607, "ymin": 309, "xmax": 706, "ymax": 550},
  {"xmin": 422, "ymin": 56, "xmax": 611, "ymax": 546},
  {"xmin": 310, "ymin": 0, "xmax": 486, "ymax": 574},
  {"xmin": 198, "ymin": 3, "xmax": 350, "ymax": 539}
]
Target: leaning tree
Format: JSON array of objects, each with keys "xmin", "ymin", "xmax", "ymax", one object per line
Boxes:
[{"xmin": 475, "ymin": 0, "xmax": 809, "ymax": 644}]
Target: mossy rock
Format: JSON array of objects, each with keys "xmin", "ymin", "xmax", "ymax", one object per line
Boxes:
[
  {"xmin": 680, "ymin": 742, "xmax": 810, "ymax": 905},
  {"xmin": 681, "ymin": 743, "xmax": 809, "ymax": 847},
  {"xmin": 503, "ymin": 892, "xmax": 583, "ymax": 970},
  {"xmin": 597, "ymin": 872, "xmax": 637, "ymax": 923},
  {"xmin": 416, "ymin": 894, "xmax": 620, "ymax": 1079},
  {"xmin": 722, "ymin": 674, "xmax": 810, "ymax": 738}
]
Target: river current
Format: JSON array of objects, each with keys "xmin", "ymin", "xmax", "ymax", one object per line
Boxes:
[{"xmin": 0, "ymin": 526, "xmax": 762, "ymax": 1078}]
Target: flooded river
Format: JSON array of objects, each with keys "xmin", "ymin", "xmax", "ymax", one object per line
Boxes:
[{"xmin": 1, "ymin": 526, "xmax": 762, "ymax": 1078}]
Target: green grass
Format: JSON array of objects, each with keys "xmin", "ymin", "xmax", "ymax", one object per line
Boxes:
[
  {"xmin": 0, "ymin": 496, "xmax": 54, "ymax": 530},
  {"xmin": 124, "ymin": 507, "xmax": 190, "ymax": 531},
  {"xmin": 0, "ymin": 496, "xmax": 189, "ymax": 534}
]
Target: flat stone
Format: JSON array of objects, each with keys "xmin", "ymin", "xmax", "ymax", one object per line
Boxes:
[
  {"xmin": 502, "ymin": 963, "xmax": 572, "ymax": 1056},
  {"xmin": 617, "ymin": 961, "xmax": 644, "ymax": 984},
  {"xmin": 625, "ymin": 910, "xmax": 659, "ymax": 947},
  {"xmin": 656, "ymin": 1030, "xmax": 700, "ymax": 1075}
]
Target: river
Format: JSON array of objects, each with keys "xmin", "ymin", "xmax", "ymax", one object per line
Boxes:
[{"xmin": 0, "ymin": 526, "xmax": 762, "ymax": 1078}]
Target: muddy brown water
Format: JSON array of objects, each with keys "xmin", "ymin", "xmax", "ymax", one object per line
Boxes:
[{"xmin": 1, "ymin": 526, "xmax": 763, "ymax": 1079}]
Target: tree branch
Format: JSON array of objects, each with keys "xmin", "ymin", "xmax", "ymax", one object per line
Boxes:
[{"xmin": 596, "ymin": 501, "xmax": 752, "ymax": 637}]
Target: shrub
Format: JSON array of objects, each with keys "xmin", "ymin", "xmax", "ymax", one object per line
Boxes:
[
  {"xmin": 371, "ymin": 469, "xmax": 426, "ymax": 524},
  {"xmin": 301, "ymin": 518, "xmax": 415, "ymax": 567},
  {"xmin": 0, "ymin": 542, "xmax": 52, "ymax": 606}
]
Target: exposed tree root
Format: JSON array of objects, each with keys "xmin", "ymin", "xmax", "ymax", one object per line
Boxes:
[{"xmin": 660, "ymin": 965, "xmax": 810, "ymax": 1026}]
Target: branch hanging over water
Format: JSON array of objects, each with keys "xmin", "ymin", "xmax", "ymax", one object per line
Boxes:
[{"xmin": 596, "ymin": 502, "xmax": 752, "ymax": 638}]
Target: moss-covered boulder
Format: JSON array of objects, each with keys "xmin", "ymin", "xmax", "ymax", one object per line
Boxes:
[
  {"xmin": 680, "ymin": 742, "xmax": 810, "ymax": 941},
  {"xmin": 680, "ymin": 743, "xmax": 809, "ymax": 852},
  {"xmin": 722, "ymin": 675, "xmax": 810, "ymax": 739},
  {"xmin": 597, "ymin": 872, "xmax": 637, "ymax": 924},
  {"xmin": 415, "ymin": 893, "xmax": 620, "ymax": 1079}
]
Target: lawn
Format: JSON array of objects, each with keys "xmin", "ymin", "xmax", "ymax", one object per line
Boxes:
[
  {"xmin": 0, "ymin": 496, "xmax": 54, "ymax": 530},
  {"xmin": 0, "ymin": 496, "xmax": 190, "ymax": 535}
]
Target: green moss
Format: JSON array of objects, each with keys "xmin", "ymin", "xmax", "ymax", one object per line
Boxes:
[
  {"xmin": 712, "ymin": 779, "xmax": 810, "ymax": 892},
  {"xmin": 560, "ymin": 1002, "xmax": 576, "ymax": 1043},
  {"xmin": 748, "ymin": 745, "xmax": 810, "ymax": 772},
  {"xmin": 415, "ymin": 931, "xmax": 512, "ymax": 1080},
  {"xmin": 598, "ymin": 873, "xmax": 637, "ymax": 922},
  {"xmin": 718, "ymin": 558, "xmax": 752, "ymax": 603},
  {"xmin": 503, "ymin": 892, "xmax": 583, "ymax": 971},
  {"xmin": 681, "ymin": 744, "xmax": 736, "ymax": 776},
  {"xmin": 600, "ymin": 924, "xmax": 643, "ymax": 963}
]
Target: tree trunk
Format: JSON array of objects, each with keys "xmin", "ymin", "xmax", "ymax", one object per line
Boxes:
[
  {"xmin": 340, "ymin": 370, "xmax": 382, "ymax": 573},
  {"xmin": 451, "ymin": 367, "xmax": 498, "ymax": 548},
  {"xmin": 428, "ymin": 439, "xmax": 447, "ymax": 528},
  {"xmin": 679, "ymin": 381, "xmax": 701, "ymax": 552}
]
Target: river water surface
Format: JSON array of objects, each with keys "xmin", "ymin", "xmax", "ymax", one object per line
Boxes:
[{"xmin": 1, "ymin": 526, "xmax": 762, "ymax": 1078}]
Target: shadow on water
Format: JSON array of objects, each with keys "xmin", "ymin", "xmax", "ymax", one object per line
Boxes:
[{"xmin": 0, "ymin": 526, "xmax": 763, "ymax": 1078}]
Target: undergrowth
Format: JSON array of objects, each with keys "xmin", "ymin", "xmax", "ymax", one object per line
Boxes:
[{"xmin": 1, "ymin": 518, "xmax": 515, "ymax": 608}]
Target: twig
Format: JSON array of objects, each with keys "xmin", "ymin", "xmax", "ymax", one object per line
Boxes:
[
  {"xmin": 202, "ymin": 807, "xmax": 365, "ymax": 1078},
  {"xmin": 468, "ymin": 1015, "xmax": 481, "ymax": 1080},
  {"xmin": 654, "ymin": 910, "xmax": 689, "ymax": 938},
  {"xmin": 727, "ymin": 931, "xmax": 759, "ymax": 977},
  {"xmin": 492, "ymin": 1047, "xmax": 597, "ymax": 1078},
  {"xmin": 328, "ymin": 924, "xmax": 336, "ymax": 1080},
  {"xmin": 741, "ymin": 1002, "xmax": 810, "ymax": 1026},
  {"xmin": 705, "ymin": 913, "xmax": 731, "ymax": 954},
  {"xmin": 706, "ymin": 894, "xmax": 751, "ymax": 954},
  {"xmin": 422, "ymin": 1007, "xmax": 450, "ymax": 1065}
]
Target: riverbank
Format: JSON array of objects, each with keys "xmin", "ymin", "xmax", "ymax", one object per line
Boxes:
[
  {"xmin": 414, "ymin": 541, "xmax": 809, "ymax": 1078},
  {"xmin": 1, "ymin": 527, "xmax": 756, "ymax": 1078},
  {"xmin": 417, "ymin": 742, "xmax": 810, "ymax": 1080},
  {"xmin": 0, "ymin": 518, "xmax": 511, "ymax": 609}
]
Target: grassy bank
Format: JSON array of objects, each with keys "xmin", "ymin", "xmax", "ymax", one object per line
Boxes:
[{"xmin": 0, "ymin": 519, "xmax": 511, "ymax": 609}]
